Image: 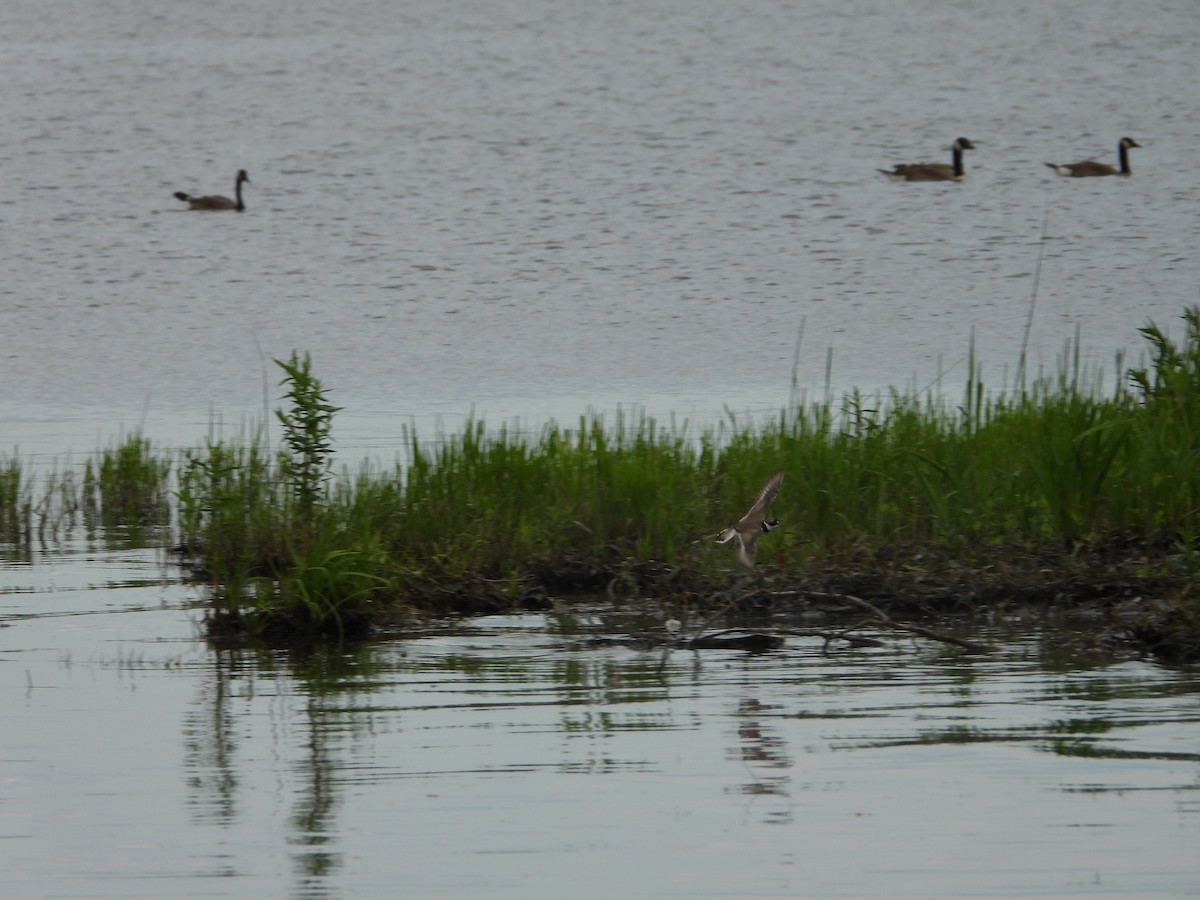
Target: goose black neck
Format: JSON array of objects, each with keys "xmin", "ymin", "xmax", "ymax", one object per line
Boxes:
[
  {"xmin": 952, "ymin": 146, "xmax": 965, "ymax": 176},
  {"xmin": 1118, "ymin": 142, "xmax": 1132, "ymax": 175}
]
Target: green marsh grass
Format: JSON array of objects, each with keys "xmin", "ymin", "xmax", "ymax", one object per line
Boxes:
[
  {"xmin": 1, "ymin": 453, "xmax": 84, "ymax": 551},
  {"xmin": 0, "ymin": 452, "xmax": 33, "ymax": 550},
  {"xmin": 89, "ymin": 311, "xmax": 1200, "ymax": 643},
  {"xmin": 177, "ymin": 432, "xmax": 284, "ymax": 615},
  {"xmin": 83, "ymin": 433, "xmax": 171, "ymax": 539}
]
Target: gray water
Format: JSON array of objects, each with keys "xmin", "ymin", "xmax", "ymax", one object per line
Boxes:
[
  {"xmin": 3, "ymin": 1, "xmax": 1200, "ymax": 896},
  {"xmin": 3, "ymin": 0, "xmax": 1198, "ymax": 459},
  {"xmin": 4, "ymin": 539, "xmax": 1200, "ymax": 898}
]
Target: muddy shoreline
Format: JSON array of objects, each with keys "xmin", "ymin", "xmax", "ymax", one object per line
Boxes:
[{"xmin": 205, "ymin": 535, "xmax": 1200, "ymax": 666}]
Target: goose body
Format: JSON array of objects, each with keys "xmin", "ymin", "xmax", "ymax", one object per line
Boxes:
[
  {"xmin": 715, "ymin": 470, "xmax": 784, "ymax": 569},
  {"xmin": 880, "ymin": 137, "xmax": 975, "ymax": 182},
  {"xmin": 1045, "ymin": 137, "xmax": 1140, "ymax": 177},
  {"xmin": 174, "ymin": 169, "xmax": 249, "ymax": 210}
]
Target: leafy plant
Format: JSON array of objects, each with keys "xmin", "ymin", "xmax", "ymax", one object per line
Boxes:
[
  {"xmin": 275, "ymin": 352, "xmax": 341, "ymax": 522},
  {"xmin": 1128, "ymin": 306, "xmax": 1200, "ymax": 404}
]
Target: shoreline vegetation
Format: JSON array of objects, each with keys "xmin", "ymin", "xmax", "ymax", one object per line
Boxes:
[{"xmin": 4, "ymin": 312, "xmax": 1200, "ymax": 664}]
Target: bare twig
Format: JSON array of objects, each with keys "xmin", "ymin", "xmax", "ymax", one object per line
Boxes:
[{"xmin": 801, "ymin": 589, "xmax": 999, "ymax": 654}]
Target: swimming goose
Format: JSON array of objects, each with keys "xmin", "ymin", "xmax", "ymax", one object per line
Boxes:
[
  {"xmin": 880, "ymin": 137, "xmax": 975, "ymax": 182},
  {"xmin": 174, "ymin": 169, "xmax": 250, "ymax": 211},
  {"xmin": 715, "ymin": 470, "xmax": 784, "ymax": 569},
  {"xmin": 1045, "ymin": 137, "xmax": 1140, "ymax": 177}
]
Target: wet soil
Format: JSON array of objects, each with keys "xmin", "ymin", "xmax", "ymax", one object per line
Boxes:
[{"xmin": 199, "ymin": 534, "xmax": 1200, "ymax": 665}]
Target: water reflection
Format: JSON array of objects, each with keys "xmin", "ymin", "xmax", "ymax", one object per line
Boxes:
[
  {"xmin": 729, "ymin": 698, "xmax": 794, "ymax": 814},
  {"xmin": 182, "ymin": 653, "xmax": 242, "ymax": 829},
  {"xmin": 4, "ymin": 540, "xmax": 1197, "ymax": 900},
  {"xmin": 170, "ymin": 616, "xmax": 1198, "ymax": 897},
  {"xmin": 183, "ymin": 645, "xmax": 382, "ymax": 893}
]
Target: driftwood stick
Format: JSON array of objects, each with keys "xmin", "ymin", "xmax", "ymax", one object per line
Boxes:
[{"xmin": 801, "ymin": 589, "xmax": 999, "ymax": 654}]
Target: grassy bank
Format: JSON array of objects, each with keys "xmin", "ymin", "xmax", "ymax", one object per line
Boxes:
[{"xmin": 5, "ymin": 316, "xmax": 1200, "ymax": 661}]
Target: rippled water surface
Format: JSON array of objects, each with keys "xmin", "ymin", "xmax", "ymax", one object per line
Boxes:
[
  {"xmin": 4, "ymin": 1, "xmax": 1200, "ymax": 896},
  {"xmin": 3, "ymin": 0, "xmax": 1198, "ymax": 458},
  {"xmin": 3, "ymin": 539, "xmax": 1199, "ymax": 898},
  {"xmin": 2, "ymin": 540, "xmax": 1200, "ymax": 897}
]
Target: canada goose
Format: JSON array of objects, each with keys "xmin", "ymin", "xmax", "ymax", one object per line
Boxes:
[
  {"xmin": 715, "ymin": 470, "xmax": 784, "ymax": 569},
  {"xmin": 174, "ymin": 169, "xmax": 250, "ymax": 211},
  {"xmin": 880, "ymin": 137, "xmax": 976, "ymax": 182},
  {"xmin": 1045, "ymin": 137, "xmax": 1140, "ymax": 177}
]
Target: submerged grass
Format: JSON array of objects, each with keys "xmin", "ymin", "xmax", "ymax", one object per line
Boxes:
[
  {"xmin": 2, "ymin": 433, "xmax": 173, "ymax": 554},
  {"xmin": 0, "ymin": 453, "xmax": 33, "ymax": 550},
  {"xmin": 1, "ymin": 433, "xmax": 172, "ymax": 554}
]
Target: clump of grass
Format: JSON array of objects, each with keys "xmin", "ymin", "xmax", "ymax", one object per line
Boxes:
[
  {"xmin": 180, "ymin": 355, "xmax": 384, "ymax": 641},
  {"xmin": 0, "ymin": 452, "xmax": 33, "ymax": 550},
  {"xmin": 1124, "ymin": 307, "xmax": 1200, "ymax": 538},
  {"xmin": 82, "ymin": 433, "xmax": 171, "ymax": 538},
  {"xmin": 177, "ymin": 430, "xmax": 284, "ymax": 617}
]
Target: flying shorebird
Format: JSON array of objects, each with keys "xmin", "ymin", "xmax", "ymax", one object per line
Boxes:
[{"xmin": 715, "ymin": 470, "xmax": 784, "ymax": 569}]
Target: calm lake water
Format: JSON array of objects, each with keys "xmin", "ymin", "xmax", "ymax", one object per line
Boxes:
[
  {"xmin": 3, "ymin": 0, "xmax": 1200, "ymax": 896},
  {"xmin": 4, "ymin": 538, "xmax": 1200, "ymax": 899},
  {"xmin": 3, "ymin": 0, "xmax": 1199, "ymax": 458}
]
